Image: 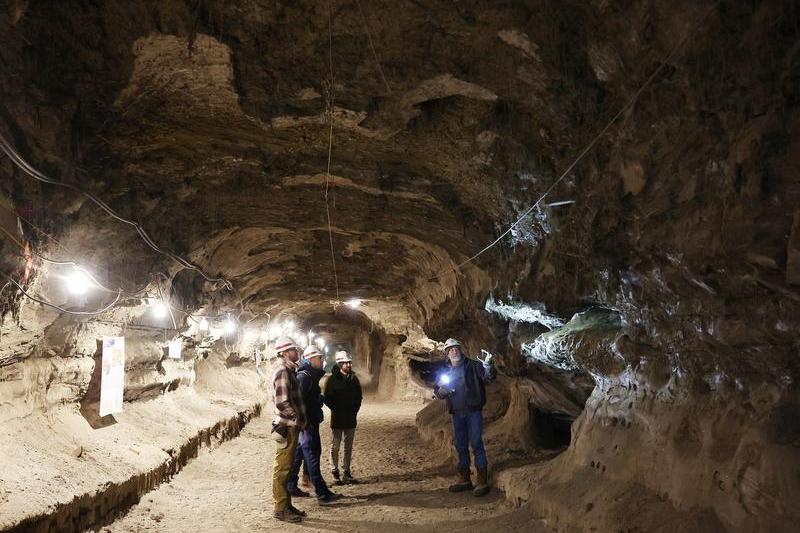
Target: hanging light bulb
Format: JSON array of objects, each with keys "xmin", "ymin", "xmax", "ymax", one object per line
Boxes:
[
  {"xmin": 152, "ymin": 300, "xmax": 168, "ymax": 318},
  {"xmin": 198, "ymin": 318, "xmax": 209, "ymax": 332},
  {"xmin": 315, "ymin": 336, "xmax": 326, "ymax": 349},
  {"xmin": 346, "ymin": 298, "xmax": 362, "ymax": 309},
  {"xmin": 224, "ymin": 316, "xmax": 237, "ymax": 335},
  {"xmin": 66, "ymin": 269, "xmax": 92, "ymax": 295}
]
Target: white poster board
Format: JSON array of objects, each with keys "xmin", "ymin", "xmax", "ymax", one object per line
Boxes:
[
  {"xmin": 100, "ymin": 336, "xmax": 125, "ymax": 416},
  {"xmin": 168, "ymin": 339, "xmax": 182, "ymax": 359}
]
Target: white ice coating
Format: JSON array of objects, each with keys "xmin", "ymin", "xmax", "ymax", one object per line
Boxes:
[
  {"xmin": 484, "ymin": 295, "xmax": 564, "ymax": 329},
  {"xmin": 522, "ymin": 334, "xmax": 581, "ymax": 371},
  {"xmin": 520, "ymin": 307, "xmax": 624, "ymax": 371},
  {"xmin": 508, "ymin": 200, "xmax": 551, "ymax": 248}
]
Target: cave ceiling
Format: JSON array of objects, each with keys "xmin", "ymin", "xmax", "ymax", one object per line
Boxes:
[{"xmin": 2, "ymin": 0, "xmax": 799, "ymax": 383}]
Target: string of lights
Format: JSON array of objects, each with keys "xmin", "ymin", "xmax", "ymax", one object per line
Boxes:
[
  {"xmin": 0, "ymin": 132, "xmax": 234, "ymax": 291},
  {"xmin": 0, "ymin": 270, "xmax": 123, "ymax": 316}
]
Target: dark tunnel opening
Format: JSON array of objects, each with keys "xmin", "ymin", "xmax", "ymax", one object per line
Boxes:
[
  {"xmin": 529, "ymin": 406, "xmax": 574, "ymax": 450},
  {"xmin": 408, "ymin": 357, "xmax": 443, "ymax": 389}
]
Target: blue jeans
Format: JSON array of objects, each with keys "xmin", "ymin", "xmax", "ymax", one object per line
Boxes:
[
  {"xmin": 287, "ymin": 424, "xmax": 332, "ymax": 497},
  {"xmin": 452, "ymin": 411, "xmax": 487, "ymax": 469}
]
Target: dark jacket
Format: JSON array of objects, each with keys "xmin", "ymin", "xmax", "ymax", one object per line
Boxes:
[
  {"xmin": 435, "ymin": 357, "xmax": 496, "ymax": 415},
  {"xmin": 297, "ymin": 360, "xmax": 326, "ymax": 426},
  {"xmin": 323, "ymin": 365, "xmax": 363, "ymax": 429}
]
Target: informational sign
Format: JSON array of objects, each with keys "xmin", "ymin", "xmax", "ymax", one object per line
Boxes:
[
  {"xmin": 168, "ymin": 339, "xmax": 182, "ymax": 359},
  {"xmin": 100, "ymin": 336, "xmax": 125, "ymax": 417}
]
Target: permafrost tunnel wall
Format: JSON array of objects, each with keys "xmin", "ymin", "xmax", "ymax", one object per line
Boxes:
[{"xmin": 2, "ymin": 1, "xmax": 800, "ymax": 531}]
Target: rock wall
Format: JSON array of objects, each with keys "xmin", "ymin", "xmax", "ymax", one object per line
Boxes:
[{"xmin": 1, "ymin": 1, "xmax": 799, "ymax": 531}]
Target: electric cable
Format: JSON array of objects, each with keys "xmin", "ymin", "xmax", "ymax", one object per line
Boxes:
[
  {"xmin": 428, "ymin": 0, "xmax": 721, "ymax": 281},
  {"xmin": 0, "ymin": 270, "xmax": 123, "ymax": 316},
  {"xmin": 0, "ymin": 224, "xmax": 152, "ymax": 296},
  {"xmin": 0, "ymin": 133, "xmax": 233, "ymax": 291}
]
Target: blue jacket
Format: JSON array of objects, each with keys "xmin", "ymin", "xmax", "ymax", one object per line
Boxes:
[
  {"xmin": 435, "ymin": 357, "xmax": 496, "ymax": 414},
  {"xmin": 297, "ymin": 360, "xmax": 326, "ymax": 425}
]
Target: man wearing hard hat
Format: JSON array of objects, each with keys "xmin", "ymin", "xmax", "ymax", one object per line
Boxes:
[
  {"xmin": 286, "ymin": 345, "xmax": 341, "ymax": 504},
  {"xmin": 324, "ymin": 350, "xmax": 363, "ymax": 484},
  {"xmin": 434, "ymin": 338, "xmax": 497, "ymax": 497},
  {"xmin": 270, "ymin": 336, "xmax": 307, "ymax": 523}
]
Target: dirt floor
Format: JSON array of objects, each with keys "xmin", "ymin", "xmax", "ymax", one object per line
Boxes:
[{"xmin": 98, "ymin": 400, "xmax": 546, "ymax": 533}]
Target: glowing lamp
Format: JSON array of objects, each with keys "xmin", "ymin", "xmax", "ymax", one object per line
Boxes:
[
  {"xmin": 224, "ymin": 317, "xmax": 237, "ymax": 334},
  {"xmin": 152, "ymin": 301, "xmax": 168, "ymax": 318},
  {"xmin": 439, "ymin": 374, "xmax": 451, "ymax": 386},
  {"xmin": 198, "ymin": 318, "xmax": 209, "ymax": 332},
  {"xmin": 314, "ymin": 337, "xmax": 326, "ymax": 349},
  {"xmin": 346, "ymin": 298, "xmax": 362, "ymax": 309},
  {"xmin": 67, "ymin": 270, "xmax": 92, "ymax": 295}
]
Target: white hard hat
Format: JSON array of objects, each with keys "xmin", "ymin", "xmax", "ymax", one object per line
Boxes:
[
  {"xmin": 274, "ymin": 336, "xmax": 298, "ymax": 355},
  {"xmin": 443, "ymin": 338, "xmax": 461, "ymax": 351},
  {"xmin": 302, "ymin": 345, "xmax": 322, "ymax": 359},
  {"xmin": 334, "ymin": 350, "xmax": 352, "ymax": 364}
]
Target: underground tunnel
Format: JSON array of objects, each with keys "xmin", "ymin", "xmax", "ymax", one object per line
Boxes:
[{"xmin": 1, "ymin": 1, "xmax": 799, "ymax": 532}]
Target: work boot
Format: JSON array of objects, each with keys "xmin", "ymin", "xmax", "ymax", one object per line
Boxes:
[
  {"xmin": 342, "ymin": 470, "xmax": 357, "ymax": 484},
  {"xmin": 331, "ymin": 469, "xmax": 341, "ymax": 483},
  {"xmin": 473, "ymin": 467, "xmax": 490, "ymax": 497},
  {"xmin": 318, "ymin": 492, "xmax": 342, "ymax": 505},
  {"xmin": 287, "ymin": 485, "xmax": 310, "ymax": 498},
  {"xmin": 448, "ymin": 466, "xmax": 473, "ymax": 492},
  {"xmin": 288, "ymin": 504, "xmax": 307, "ymax": 517},
  {"xmin": 273, "ymin": 510, "xmax": 302, "ymax": 523}
]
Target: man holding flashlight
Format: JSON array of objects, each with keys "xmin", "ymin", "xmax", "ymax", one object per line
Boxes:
[{"xmin": 434, "ymin": 338, "xmax": 496, "ymax": 497}]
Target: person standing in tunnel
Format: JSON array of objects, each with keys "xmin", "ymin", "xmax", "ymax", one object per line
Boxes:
[
  {"xmin": 324, "ymin": 350, "xmax": 363, "ymax": 484},
  {"xmin": 270, "ymin": 336, "xmax": 308, "ymax": 523},
  {"xmin": 286, "ymin": 345, "xmax": 341, "ymax": 504},
  {"xmin": 434, "ymin": 338, "xmax": 497, "ymax": 497}
]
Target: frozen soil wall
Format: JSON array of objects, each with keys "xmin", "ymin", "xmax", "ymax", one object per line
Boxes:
[{"xmin": 1, "ymin": 1, "xmax": 799, "ymax": 532}]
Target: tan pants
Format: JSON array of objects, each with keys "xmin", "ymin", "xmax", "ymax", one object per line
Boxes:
[{"xmin": 272, "ymin": 426, "xmax": 299, "ymax": 513}]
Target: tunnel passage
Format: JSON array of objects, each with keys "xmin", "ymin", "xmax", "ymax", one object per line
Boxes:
[
  {"xmin": 408, "ymin": 357, "xmax": 444, "ymax": 389},
  {"xmin": 2, "ymin": 1, "xmax": 800, "ymax": 531},
  {"xmin": 529, "ymin": 407, "xmax": 573, "ymax": 449}
]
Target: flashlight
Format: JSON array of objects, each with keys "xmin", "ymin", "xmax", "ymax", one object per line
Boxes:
[{"xmin": 438, "ymin": 373, "xmax": 451, "ymax": 386}]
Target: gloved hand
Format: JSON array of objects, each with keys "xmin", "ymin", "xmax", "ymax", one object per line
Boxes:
[{"xmin": 479, "ymin": 349, "xmax": 494, "ymax": 367}]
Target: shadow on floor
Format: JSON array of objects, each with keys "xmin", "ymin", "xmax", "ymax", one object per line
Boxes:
[{"xmin": 301, "ymin": 501, "xmax": 543, "ymax": 533}]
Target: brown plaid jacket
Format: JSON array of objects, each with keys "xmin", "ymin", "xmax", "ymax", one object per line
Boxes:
[{"xmin": 272, "ymin": 359, "xmax": 307, "ymax": 429}]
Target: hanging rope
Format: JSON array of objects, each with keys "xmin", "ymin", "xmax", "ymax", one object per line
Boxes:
[
  {"xmin": 429, "ymin": 0, "xmax": 721, "ymax": 282},
  {"xmin": 324, "ymin": 0, "xmax": 341, "ymax": 306},
  {"xmin": 355, "ymin": 0, "xmax": 392, "ymax": 94}
]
